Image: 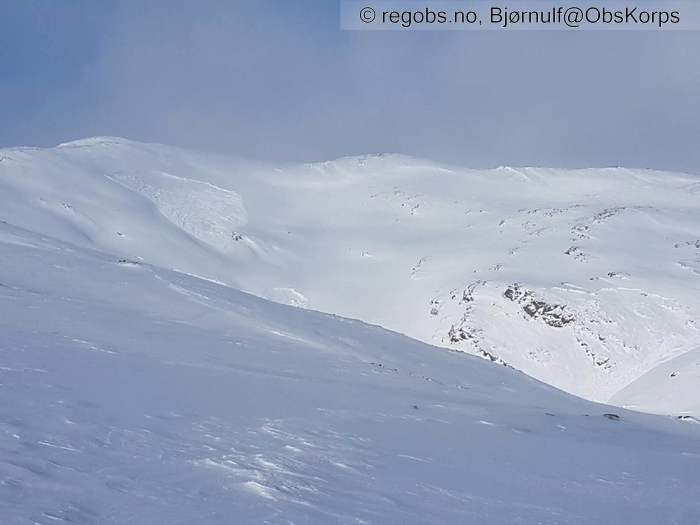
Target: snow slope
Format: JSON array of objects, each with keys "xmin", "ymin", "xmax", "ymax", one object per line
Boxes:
[
  {"xmin": 1, "ymin": 137, "xmax": 699, "ymax": 416},
  {"xmin": 2, "ymin": 219, "xmax": 700, "ymax": 524}
]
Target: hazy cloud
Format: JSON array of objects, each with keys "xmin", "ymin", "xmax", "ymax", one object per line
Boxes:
[{"xmin": 2, "ymin": 0, "xmax": 699, "ymax": 172}]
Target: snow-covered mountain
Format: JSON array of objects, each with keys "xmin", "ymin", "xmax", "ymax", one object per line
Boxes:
[
  {"xmin": 1, "ymin": 137, "xmax": 699, "ymax": 417},
  {"xmin": 2, "ymin": 204, "xmax": 700, "ymax": 524}
]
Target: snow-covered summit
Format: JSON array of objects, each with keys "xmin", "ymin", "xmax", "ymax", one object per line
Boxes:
[
  {"xmin": 56, "ymin": 136, "xmax": 140, "ymax": 148},
  {"xmin": 2, "ymin": 138, "xmax": 699, "ymax": 416}
]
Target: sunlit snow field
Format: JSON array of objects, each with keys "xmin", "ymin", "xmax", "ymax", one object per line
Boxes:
[{"xmin": 1, "ymin": 138, "xmax": 699, "ymax": 523}]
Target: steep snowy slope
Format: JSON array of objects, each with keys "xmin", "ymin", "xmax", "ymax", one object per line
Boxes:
[
  {"xmin": 1, "ymin": 137, "xmax": 699, "ymax": 414},
  {"xmin": 1, "ymin": 220, "xmax": 700, "ymax": 524}
]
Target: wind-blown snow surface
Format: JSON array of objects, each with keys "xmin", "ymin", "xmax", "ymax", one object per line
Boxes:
[
  {"xmin": 2, "ymin": 220, "xmax": 700, "ymax": 524},
  {"xmin": 1, "ymin": 137, "xmax": 699, "ymax": 417}
]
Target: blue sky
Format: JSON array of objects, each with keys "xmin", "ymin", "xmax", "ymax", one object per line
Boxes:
[{"xmin": 2, "ymin": 0, "xmax": 699, "ymax": 172}]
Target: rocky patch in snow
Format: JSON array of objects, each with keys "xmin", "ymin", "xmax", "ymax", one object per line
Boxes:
[{"xmin": 503, "ymin": 284, "xmax": 575, "ymax": 328}]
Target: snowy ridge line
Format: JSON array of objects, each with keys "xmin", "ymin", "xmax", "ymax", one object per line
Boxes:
[{"xmin": 1, "ymin": 137, "xmax": 699, "ymax": 417}]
